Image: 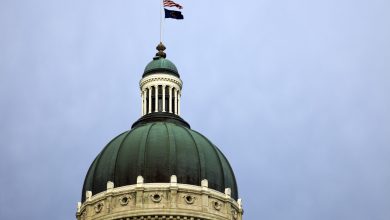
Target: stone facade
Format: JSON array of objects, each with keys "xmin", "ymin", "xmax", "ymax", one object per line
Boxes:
[{"xmin": 76, "ymin": 176, "xmax": 243, "ymax": 220}]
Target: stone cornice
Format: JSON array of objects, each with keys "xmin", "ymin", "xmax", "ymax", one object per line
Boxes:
[{"xmin": 140, "ymin": 73, "xmax": 183, "ymax": 89}]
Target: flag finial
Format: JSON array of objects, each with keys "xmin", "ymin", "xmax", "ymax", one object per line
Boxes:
[{"xmin": 156, "ymin": 42, "xmax": 167, "ymax": 58}]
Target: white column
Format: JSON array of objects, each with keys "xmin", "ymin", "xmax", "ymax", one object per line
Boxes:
[
  {"xmin": 141, "ymin": 90, "xmax": 144, "ymax": 115},
  {"xmin": 178, "ymin": 92, "xmax": 181, "ymax": 116},
  {"xmin": 174, "ymin": 88, "xmax": 178, "ymax": 115},
  {"xmin": 162, "ymin": 85, "xmax": 166, "ymax": 112},
  {"xmin": 169, "ymin": 86, "xmax": 173, "ymax": 113},
  {"xmin": 148, "ymin": 87, "xmax": 152, "ymax": 114},
  {"xmin": 154, "ymin": 85, "xmax": 158, "ymax": 112},
  {"xmin": 143, "ymin": 90, "xmax": 147, "ymax": 115}
]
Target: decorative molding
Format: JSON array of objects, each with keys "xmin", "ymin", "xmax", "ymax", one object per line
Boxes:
[
  {"xmin": 119, "ymin": 194, "xmax": 133, "ymax": 206},
  {"xmin": 94, "ymin": 202, "xmax": 104, "ymax": 213},
  {"xmin": 113, "ymin": 215, "xmax": 207, "ymax": 220},
  {"xmin": 140, "ymin": 73, "xmax": 182, "ymax": 89},
  {"xmin": 76, "ymin": 178, "xmax": 243, "ymax": 220},
  {"xmin": 232, "ymin": 209, "xmax": 238, "ymax": 219},
  {"xmin": 150, "ymin": 193, "xmax": 163, "ymax": 203},
  {"xmin": 183, "ymin": 194, "xmax": 196, "ymax": 204},
  {"xmin": 212, "ymin": 200, "xmax": 222, "ymax": 211}
]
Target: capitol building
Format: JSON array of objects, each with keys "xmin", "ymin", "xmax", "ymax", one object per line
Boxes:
[{"xmin": 76, "ymin": 43, "xmax": 244, "ymax": 220}]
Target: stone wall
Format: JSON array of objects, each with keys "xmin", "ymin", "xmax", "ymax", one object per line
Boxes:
[{"xmin": 76, "ymin": 176, "xmax": 243, "ymax": 220}]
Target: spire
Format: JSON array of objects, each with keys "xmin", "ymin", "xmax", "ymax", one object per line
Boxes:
[{"xmin": 155, "ymin": 42, "xmax": 166, "ymax": 58}]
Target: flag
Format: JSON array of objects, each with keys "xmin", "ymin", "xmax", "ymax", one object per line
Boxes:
[
  {"xmin": 164, "ymin": 8, "xmax": 184, "ymax": 20},
  {"xmin": 163, "ymin": 0, "xmax": 183, "ymax": 9}
]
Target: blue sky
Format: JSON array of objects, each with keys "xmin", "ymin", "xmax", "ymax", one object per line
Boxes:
[{"xmin": 1, "ymin": 0, "xmax": 390, "ymax": 219}]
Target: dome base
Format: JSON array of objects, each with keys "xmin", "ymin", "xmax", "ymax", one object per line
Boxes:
[{"xmin": 76, "ymin": 176, "xmax": 243, "ymax": 220}]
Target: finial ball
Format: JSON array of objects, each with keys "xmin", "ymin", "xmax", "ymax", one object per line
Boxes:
[{"xmin": 156, "ymin": 42, "xmax": 167, "ymax": 58}]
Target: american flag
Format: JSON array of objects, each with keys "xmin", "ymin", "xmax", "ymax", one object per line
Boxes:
[{"xmin": 163, "ymin": 0, "xmax": 183, "ymax": 9}]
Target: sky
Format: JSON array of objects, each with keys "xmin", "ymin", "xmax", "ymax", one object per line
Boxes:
[{"xmin": 1, "ymin": 0, "xmax": 390, "ymax": 219}]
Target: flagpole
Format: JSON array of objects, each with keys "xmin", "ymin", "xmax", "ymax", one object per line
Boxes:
[{"xmin": 160, "ymin": 0, "xmax": 164, "ymax": 43}]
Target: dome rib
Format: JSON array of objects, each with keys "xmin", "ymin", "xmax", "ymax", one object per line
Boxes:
[
  {"xmin": 215, "ymin": 147, "xmax": 238, "ymax": 199},
  {"xmin": 137, "ymin": 123, "xmax": 155, "ymax": 177},
  {"xmin": 213, "ymin": 145, "xmax": 230, "ymax": 195},
  {"xmin": 90, "ymin": 152, "xmax": 105, "ymax": 194},
  {"xmin": 85, "ymin": 131, "xmax": 126, "ymax": 199},
  {"xmin": 194, "ymin": 131, "xmax": 225, "ymax": 192},
  {"xmin": 144, "ymin": 122, "xmax": 171, "ymax": 183},
  {"xmin": 112, "ymin": 130, "xmax": 134, "ymax": 184},
  {"xmin": 81, "ymin": 153, "xmax": 100, "ymax": 201},
  {"xmin": 165, "ymin": 123, "xmax": 177, "ymax": 176},
  {"xmin": 173, "ymin": 124, "xmax": 201, "ymax": 185},
  {"xmin": 183, "ymin": 127, "xmax": 205, "ymax": 183}
]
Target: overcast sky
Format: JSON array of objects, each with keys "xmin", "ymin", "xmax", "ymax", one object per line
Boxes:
[{"xmin": 1, "ymin": 0, "xmax": 390, "ymax": 219}]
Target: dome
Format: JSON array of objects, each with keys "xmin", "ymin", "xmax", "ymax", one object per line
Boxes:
[
  {"xmin": 143, "ymin": 57, "xmax": 179, "ymax": 77},
  {"xmin": 82, "ymin": 118, "xmax": 238, "ymax": 202}
]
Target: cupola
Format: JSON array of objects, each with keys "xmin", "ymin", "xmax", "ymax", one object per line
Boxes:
[{"xmin": 140, "ymin": 43, "xmax": 182, "ymax": 116}]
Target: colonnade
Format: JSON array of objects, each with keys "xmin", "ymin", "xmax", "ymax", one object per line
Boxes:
[{"xmin": 141, "ymin": 84, "xmax": 181, "ymax": 116}]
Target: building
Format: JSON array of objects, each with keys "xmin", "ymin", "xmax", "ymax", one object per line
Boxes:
[{"xmin": 76, "ymin": 43, "xmax": 244, "ymax": 220}]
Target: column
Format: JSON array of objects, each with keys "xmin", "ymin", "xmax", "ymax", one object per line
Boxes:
[
  {"xmin": 169, "ymin": 86, "xmax": 173, "ymax": 113},
  {"xmin": 178, "ymin": 92, "xmax": 181, "ymax": 116},
  {"xmin": 154, "ymin": 85, "xmax": 158, "ymax": 112},
  {"xmin": 148, "ymin": 87, "xmax": 152, "ymax": 114},
  {"xmin": 174, "ymin": 88, "xmax": 178, "ymax": 115},
  {"xmin": 143, "ymin": 90, "xmax": 147, "ymax": 115},
  {"xmin": 141, "ymin": 90, "xmax": 144, "ymax": 115},
  {"xmin": 162, "ymin": 85, "xmax": 166, "ymax": 112}
]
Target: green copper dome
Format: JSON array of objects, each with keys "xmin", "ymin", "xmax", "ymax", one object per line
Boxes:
[
  {"xmin": 143, "ymin": 57, "xmax": 179, "ymax": 77},
  {"xmin": 82, "ymin": 119, "xmax": 238, "ymax": 202}
]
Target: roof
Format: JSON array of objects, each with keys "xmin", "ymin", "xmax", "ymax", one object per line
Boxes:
[
  {"xmin": 82, "ymin": 119, "xmax": 238, "ymax": 202},
  {"xmin": 143, "ymin": 57, "xmax": 180, "ymax": 77}
]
